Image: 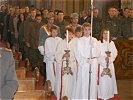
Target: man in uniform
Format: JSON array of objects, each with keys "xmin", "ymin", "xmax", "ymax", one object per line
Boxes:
[
  {"xmin": 38, "ymin": 12, "xmax": 58, "ymax": 84},
  {"xmin": 0, "ymin": 47, "xmax": 19, "ymax": 99},
  {"xmin": 54, "ymin": 10, "xmax": 68, "ymax": 39},
  {"xmin": 121, "ymin": 8, "xmax": 133, "ymax": 39},
  {"xmin": 25, "ymin": 13, "xmax": 44, "ymax": 71},
  {"xmin": 92, "ymin": 8, "xmax": 102, "ymax": 39},
  {"xmin": 102, "ymin": 6, "xmax": 121, "ymax": 40}
]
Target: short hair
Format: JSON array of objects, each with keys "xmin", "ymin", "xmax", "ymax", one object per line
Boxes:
[
  {"xmin": 30, "ymin": 8, "xmax": 36, "ymax": 12},
  {"xmin": 82, "ymin": 10, "xmax": 88, "ymax": 15},
  {"xmin": 50, "ymin": 25, "xmax": 58, "ymax": 31},
  {"xmin": 57, "ymin": 10, "xmax": 64, "ymax": 15},
  {"xmin": 66, "ymin": 25, "xmax": 74, "ymax": 33},
  {"xmin": 108, "ymin": 6, "xmax": 116, "ymax": 11},
  {"xmin": 54, "ymin": 9, "xmax": 59, "ymax": 14},
  {"xmin": 124, "ymin": 7, "xmax": 129, "ymax": 11},
  {"xmin": 36, "ymin": 14, "xmax": 42, "ymax": 18},
  {"xmin": 82, "ymin": 22, "xmax": 91, "ymax": 28},
  {"xmin": 75, "ymin": 25, "xmax": 82, "ymax": 33},
  {"xmin": 47, "ymin": 12, "xmax": 54, "ymax": 19}
]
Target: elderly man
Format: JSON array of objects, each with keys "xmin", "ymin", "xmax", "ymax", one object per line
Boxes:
[{"xmin": 0, "ymin": 47, "xmax": 19, "ymax": 100}]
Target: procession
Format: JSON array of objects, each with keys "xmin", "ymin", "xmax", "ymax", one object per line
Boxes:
[{"xmin": 0, "ymin": 0, "xmax": 133, "ymax": 100}]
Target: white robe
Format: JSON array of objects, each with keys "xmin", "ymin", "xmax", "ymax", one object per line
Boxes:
[
  {"xmin": 98, "ymin": 40, "xmax": 118, "ymax": 99},
  {"xmin": 45, "ymin": 36, "xmax": 62, "ymax": 91},
  {"xmin": 74, "ymin": 36, "xmax": 100, "ymax": 99},
  {"xmin": 54, "ymin": 38, "xmax": 77, "ymax": 100}
]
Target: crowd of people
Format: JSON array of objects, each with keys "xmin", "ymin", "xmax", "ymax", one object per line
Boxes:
[{"xmin": 0, "ymin": 4, "xmax": 133, "ymax": 100}]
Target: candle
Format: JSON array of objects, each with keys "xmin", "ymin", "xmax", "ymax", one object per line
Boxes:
[
  {"xmin": 91, "ymin": 0, "xmax": 93, "ymax": 4},
  {"xmin": 107, "ymin": 30, "xmax": 110, "ymax": 51},
  {"xmin": 107, "ymin": 30, "xmax": 110, "ymax": 44},
  {"xmin": 66, "ymin": 30, "xmax": 68, "ymax": 49}
]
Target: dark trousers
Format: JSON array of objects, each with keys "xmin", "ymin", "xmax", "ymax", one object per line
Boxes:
[
  {"xmin": 40, "ymin": 62, "xmax": 47, "ymax": 80},
  {"xmin": 28, "ymin": 48, "xmax": 42, "ymax": 70}
]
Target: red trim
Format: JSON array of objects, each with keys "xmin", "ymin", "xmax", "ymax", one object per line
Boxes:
[
  {"xmin": 97, "ymin": 64, "xmax": 100, "ymax": 85},
  {"xmin": 53, "ymin": 62, "xmax": 56, "ymax": 76}
]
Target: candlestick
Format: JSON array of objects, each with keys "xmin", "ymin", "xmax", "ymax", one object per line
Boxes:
[{"xmin": 66, "ymin": 30, "xmax": 68, "ymax": 49}]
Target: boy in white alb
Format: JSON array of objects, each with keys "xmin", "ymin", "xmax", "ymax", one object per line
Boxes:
[
  {"xmin": 45, "ymin": 25, "xmax": 62, "ymax": 91},
  {"xmin": 74, "ymin": 22, "xmax": 100, "ymax": 99},
  {"xmin": 72, "ymin": 25, "xmax": 83, "ymax": 98},
  {"xmin": 54, "ymin": 26, "xmax": 77, "ymax": 100}
]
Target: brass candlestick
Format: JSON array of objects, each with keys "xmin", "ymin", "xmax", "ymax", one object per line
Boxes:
[
  {"xmin": 62, "ymin": 50, "xmax": 73, "ymax": 76},
  {"xmin": 101, "ymin": 51, "xmax": 112, "ymax": 78}
]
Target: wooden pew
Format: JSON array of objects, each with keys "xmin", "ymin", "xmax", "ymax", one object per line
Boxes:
[
  {"xmin": 44, "ymin": 80, "xmax": 52, "ymax": 100},
  {"xmin": 13, "ymin": 51, "xmax": 22, "ymax": 68},
  {"xmin": 14, "ymin": 80, "xmax": 52, "ymax": 100},
  {"xmin": 16, "ymin": 67, "xmax": 26, "ymax": 79},
  {"xmin": 34, "ymin": 67, "xmax": 40, "ymax": 84},
  {"xmin": 25, "ymin": 58, "xmax": 31, "ymax": 71},
  {"xmin": 16, "ymin": 67, "xmax": 40, "ymax": 91},
  {"xmin": 62, "ymin": 96, "xmax": 68, "ymax": 100},
  {"xmin": 14, "ymin": 90, "xmax": 45, "ymax": 100},
  {"xmin": 17, "ymin": 78, "xmax": 36, "ymax": 91}
]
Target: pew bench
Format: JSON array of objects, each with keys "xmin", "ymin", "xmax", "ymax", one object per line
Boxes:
[
  {"xmin": 14, "ymin": 80, "xmax": 52, "ymax": 100},
  {"xmin": 16, "ymin": 67, "xmax": 26, "ymax": 79},
  {"xmin": 14, "ymin": 90, "xmax": 45, "ymax": 100},
  {"xmin": 17, "ymin": 78, "xmax": 36, "ymax": 91}
]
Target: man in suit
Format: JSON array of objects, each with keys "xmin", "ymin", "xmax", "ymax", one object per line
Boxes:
[{"xmin": 0, "ymin": 47, "xmax": 19, "ymax": 100}]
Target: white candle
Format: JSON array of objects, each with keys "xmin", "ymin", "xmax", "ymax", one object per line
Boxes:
[
  {"xmin": 107, "ymin": 30, "xmax": 110, "ymax": 44},
  {"xmin": 66, "ymin": 30, "xmax": 68, "ymax": 49},
  {"xmin": 91, "ymin": 0, "xmax": 93, "ymax": 4},
  {"xmin": 107, "ymin": 30, "xmax": 110, "ymax": 50}
]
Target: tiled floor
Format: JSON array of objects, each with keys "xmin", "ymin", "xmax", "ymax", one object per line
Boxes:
[{"xmin": 117, "ymin": 79, "xmax": 133, "ymax": 100}]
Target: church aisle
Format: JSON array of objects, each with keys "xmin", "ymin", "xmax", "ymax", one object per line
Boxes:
[{"xmin": 18, "ymin": 60, "xmax": 133, "ymax": 100}]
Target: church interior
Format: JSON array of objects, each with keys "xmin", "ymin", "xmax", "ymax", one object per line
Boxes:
[{"xmin": 0, "ymin": 0, "xmax": 133, "ymax": 100}]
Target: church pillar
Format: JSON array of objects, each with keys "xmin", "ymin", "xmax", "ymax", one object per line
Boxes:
[
  {"xmin": 19, "ymin": 0, "xmax": 27, "ymax": 7},
  {"xmin": 73, "ymin": 0, "xmax": 80, "ymax": 13},
  {"xmin": 94, "ymin": 0, "xmax": 105, "ymax": 17},
  {"xmin": 83, "ymin": 0, "xmax": 90, "ymax": 11},
  {"xmin": 35, "ymin": 0, "xmax": 41, "ymax": 9}
]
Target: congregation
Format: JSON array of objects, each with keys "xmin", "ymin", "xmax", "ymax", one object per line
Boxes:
[{"xmin": 0, "ymin": 3, "xmax": 133, "ymax": 100}]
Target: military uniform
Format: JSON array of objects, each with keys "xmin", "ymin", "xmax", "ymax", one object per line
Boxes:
[
  {"xmin": 54, "ymin": 19, "xmax": 68, "ymax": 39},
  {"xmin": 18, "ymin": 20, "xmax": 25, "ymax": 59},
  {"xmin": 25, "ymin": 18, "xmax": 44, "ymax": 70},
  {"xmin": 92, "ymin": 16, "xmax": 102, "ymax": 39},
  {"xmin": 102, "ymin": 16, "xmax": 121, "ymax": 39},
  {"xmin": 22, "ymin": 17, "xmax": 35, "ymax": 59},
  {"xmin": 0, "ymin": 47, "xmax": 18, "ymax": 100},
  {"xmin": 121, "ymin": 16, "xmax": 133, "ymax": 39}
]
